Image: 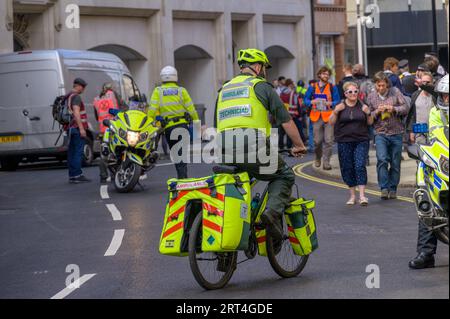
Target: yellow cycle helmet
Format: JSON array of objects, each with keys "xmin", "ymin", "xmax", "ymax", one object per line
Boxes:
[{"xmin": 237, "ymin": 48, "xmax": 272, "ymax": 69}]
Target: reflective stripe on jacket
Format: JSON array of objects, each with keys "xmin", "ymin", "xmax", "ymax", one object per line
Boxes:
[
  {"xmin": 216, "ymin": 75, "xmax": 271, "ymax": 136},
  {"xmin": 310, "ymin": 82, "xmax": 333, "ymax": 123},
  {"xmin": 148, "ymin": 83, "xmax": 199, "ymax": 129},
  {"xmin": 94, "ymin": 90, "xmax": 119, "ymax": 134}
]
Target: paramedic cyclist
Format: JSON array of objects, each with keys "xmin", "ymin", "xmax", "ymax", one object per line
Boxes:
[
  {"xmin": 148, "ymin": 66, "xmax": 199, "ymax": 179},
  {"xmin": 215, "ymin": 48, "xmax": 307, "ymax": 241}
]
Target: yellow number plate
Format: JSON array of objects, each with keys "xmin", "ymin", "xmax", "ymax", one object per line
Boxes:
[{"xmin": 0, "ymin": 136, "xmax": 23, "ymax": 143}]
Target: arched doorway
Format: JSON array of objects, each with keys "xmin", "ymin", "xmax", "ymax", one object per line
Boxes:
[
  {"xmin": 174, "ymin": 45, "xmax": 215, "ymax": 127},
  {"xmin": 89, "ymin": 44, "xmax": 148, "ymax": 94},
  {"xmin": 264, "ymin": 45, "xmax": 296, "ymax": 82}
]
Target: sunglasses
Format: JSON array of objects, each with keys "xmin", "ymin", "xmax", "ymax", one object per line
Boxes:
[{"xmin": 345, "ymin": 90, "xmax": 359, "ymax": 95}]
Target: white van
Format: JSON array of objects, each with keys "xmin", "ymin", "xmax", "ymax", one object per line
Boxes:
[{"xmin": 0, "ymin": 49, "xmax": 144, "ymax": 170}]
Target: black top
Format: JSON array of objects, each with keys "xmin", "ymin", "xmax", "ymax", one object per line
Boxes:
[{"xmin": 334, "ymin": 100, "xmax": 370, "ymax": 143}]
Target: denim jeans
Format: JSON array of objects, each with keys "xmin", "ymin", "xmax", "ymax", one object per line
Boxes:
[
  {"xmin": 67, "ymin": 128, "xmax": 85, "ymax": 178},
  {"xmin": 375, "ymin": 134, "xmax": 403, "ymax": 191},
  {"xmin": 308, "ymin": 118, "xmax": 314, "ymax": 152}
]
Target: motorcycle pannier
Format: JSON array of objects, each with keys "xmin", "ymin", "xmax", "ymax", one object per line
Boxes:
[
  {"xmin": 285, "ymin": 198, "xmax": 318, "ymax": 256},
  {"xmin": 159, "ymin": 172, "xmax": 252, "ymax": 256}
]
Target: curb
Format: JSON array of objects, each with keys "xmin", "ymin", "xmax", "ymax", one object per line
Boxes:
[{"xmin": 310, "ymin": 163, "xmax": 417, "ymax": 189}]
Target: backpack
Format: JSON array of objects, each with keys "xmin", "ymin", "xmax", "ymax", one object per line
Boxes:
[{"xmin": 52, "ymin": 94, "xmax": 73, "ymax": 126}]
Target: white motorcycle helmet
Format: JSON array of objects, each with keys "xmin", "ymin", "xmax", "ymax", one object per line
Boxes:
[
  {"xmin": 435, "ymin": 74, "xmax": 449, "ymax": 115},
  {"xmin": 160, "ymin": 66, "xmax": 178, "ymax": 83}
]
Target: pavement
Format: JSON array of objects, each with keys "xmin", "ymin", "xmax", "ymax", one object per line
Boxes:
[
  {"xmin": 311, "ymin": 150, "xmax": 417, "ymax": 188},
  {"xmin": 0, "ymin": 154, "xmax": 448, "ymax": 299}
]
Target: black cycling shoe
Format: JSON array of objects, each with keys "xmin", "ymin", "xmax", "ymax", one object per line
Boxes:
[
  {"xmin": 70, "ymin": 175, "xmax": 91, "ymax": 184},
  {"xmin": 409, "ymin": 252, "xmax": 435, "ymax": 269},
  {"xmin": 260, "ymin": 209, "xmax": 283, "ymax": 242}
]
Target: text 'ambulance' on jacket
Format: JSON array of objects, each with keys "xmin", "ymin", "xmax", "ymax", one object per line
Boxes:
[{"xmin": 216, "ymin": 75, "xmax": 272, "ymax": 136}]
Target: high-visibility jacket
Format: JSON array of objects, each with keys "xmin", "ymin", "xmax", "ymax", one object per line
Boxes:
[
  {"xmin": 94, "ymin": 90, "xmax": 119, "ymax": 134},
  {"xmin": 296, "ymin": 85, "xmax": 307, "ymax": 96},
  {"xmin": 309, "ymin": 82, "xmax": 333, "ymax": 123},
  {"xmin": 429, "ymin": 106, "xmax": 449, "ymax": 139},
  {"xmin": 67, "ymin": 92, "xmax": 88, "ymax": 130},
  {"xmin": 280, "ymin": 90, "xmax": 299, "ymax": 118},
  {"xmin": 216, "ymin": 75, "xmax": 271, "ymax": 136},
  {"xmin": 148, "ymin": 83, "xmax": 199, "ymax": 130}
]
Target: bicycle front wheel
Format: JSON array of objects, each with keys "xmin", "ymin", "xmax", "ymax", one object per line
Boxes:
[
  {"xmin": 266, "ymin": 215, "xmax": 309, "ymax": 278},
  {"xmin": 188, "ymin": 213, "xmax": 237, "ymax": 290}
]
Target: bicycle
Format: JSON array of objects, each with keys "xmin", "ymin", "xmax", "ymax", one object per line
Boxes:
[{"xmin": 188, "ymin": 152, "xmax": 310, "ymax": 290}]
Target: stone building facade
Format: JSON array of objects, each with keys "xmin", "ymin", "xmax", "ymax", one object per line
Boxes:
[{"xmin": 1, "ymin": 0, "xmax": 319, "ymax": 126}]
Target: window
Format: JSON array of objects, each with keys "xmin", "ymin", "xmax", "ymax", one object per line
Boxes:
[
  {"xmin": 319, "ymin": 36, "xmax": 336, "ymax": 82},
  {"xmin": 317, "ymin": 0, "xmax": 334, "ymax": 5},
  {"xmin": 319, "ymin": 36, "xmax": 334, "ymax": 66},
  {"xmin": 122, "ymin": 74, "xmax": 141, "ymax": 102},
  {"xmin": 68, "ymin": 69, "xmax": 120, "ymax": 105}
]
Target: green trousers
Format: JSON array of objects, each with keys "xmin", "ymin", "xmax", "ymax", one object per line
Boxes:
[{"xmin": 219, "ymin": 131, "xmax": 295, "ymax": 214}]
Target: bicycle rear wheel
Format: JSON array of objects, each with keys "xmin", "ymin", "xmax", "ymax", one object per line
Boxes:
[
  {"xmin": 188, "ymin": 213, "xmax": 237, "ymax": 290},
  {"xmin": 266, "ymin": 214, "xmax": 309, "ymax": 278}
]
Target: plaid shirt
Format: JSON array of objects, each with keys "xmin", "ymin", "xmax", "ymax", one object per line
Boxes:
[{"xmin": 367, "ymin": 87, "xmax": 410, "ymax": 136}]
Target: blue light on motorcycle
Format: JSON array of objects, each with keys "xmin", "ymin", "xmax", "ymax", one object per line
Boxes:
[
  {"xmin": 156, "ymin": 116, "xmax": 164, "ymax": 122},
  {"xmin": 413, "ymin": 123, "xmax": 429, "ymax": 134},
  {"xmin": 109, "ymin": 109, "xmax": 120, "ymax": 116}
]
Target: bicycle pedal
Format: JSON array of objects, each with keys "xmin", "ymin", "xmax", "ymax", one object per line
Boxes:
[{"xmin": 217, "ymin": 254, "xmax": 235, "ymax": 272}]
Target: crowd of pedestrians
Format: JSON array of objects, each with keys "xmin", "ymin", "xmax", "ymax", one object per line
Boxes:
[{"xmin": 271, "ymin": 53, "xmax": 447, "ymax": 207}]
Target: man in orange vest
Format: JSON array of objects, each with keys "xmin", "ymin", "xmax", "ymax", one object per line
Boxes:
[
  {"xmin": 94, "ymin": 82, "xmax": 127, "ymax": 183},
  {"xmin": 304, "ymin": 66, "xmax": 341, "ymax": 170}
]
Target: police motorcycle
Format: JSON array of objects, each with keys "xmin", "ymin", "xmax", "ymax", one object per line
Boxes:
[
  {"xmin": 407, "ymin": 123, "xmax": 449, "ymax": 245},
  {"xmin": 102, "ymin": 108, "xmax": 161, "ymax": 193}
]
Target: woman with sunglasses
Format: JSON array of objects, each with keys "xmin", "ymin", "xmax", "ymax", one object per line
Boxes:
[{"xmin": 329, "ymin": 82, "xmax": 374, "ymax": 206}]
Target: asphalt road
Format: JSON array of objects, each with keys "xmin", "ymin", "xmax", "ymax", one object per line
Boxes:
[{"xmin": 0, "ymin": 155, "xmax": 448, "ymax": 299}]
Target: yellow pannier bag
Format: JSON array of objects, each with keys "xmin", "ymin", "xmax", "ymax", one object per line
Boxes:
[
  {"xmin": 285, "ymin": 198, "xmax": 318, "ymax": 256},
  {"xmin": 255, "ymin": 194, "xmax": 269, "ymax": 256},
  {"xmin": 159, "ymin": 172, "xmax": 251, "ymax": 256}
]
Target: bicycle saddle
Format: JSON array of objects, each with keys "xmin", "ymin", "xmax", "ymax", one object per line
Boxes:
[{"xmin": 213, "ymin": 165, "xmax": 241, "ymax": 175}]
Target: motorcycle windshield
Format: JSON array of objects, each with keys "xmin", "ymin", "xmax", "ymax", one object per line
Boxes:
[{"xmin": 117, "ymin": 110, "xmax": 158, "ymax": 135}]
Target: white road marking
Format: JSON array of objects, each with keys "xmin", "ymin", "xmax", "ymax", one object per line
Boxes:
[
  {"xmin": 100, "ymin": 185, "xmax": 109, "ymax": 199},
  {"xmin": 104, "ymin": 229, "xmax": 125, "ymax": 256},
  {"xmin": 106, "ymin": 204, "xmax": 122, "ymax": 221},
  {"xmin": 155, "ymin": 163, "xmax": 174, "ymax": 167},
  {"xmin": 50, "ymin": 274, "xmax": 96, "ymax": 299},
  {"xmin": 139, "ymin": 174, "xmax": 148, "ymax": 181}
]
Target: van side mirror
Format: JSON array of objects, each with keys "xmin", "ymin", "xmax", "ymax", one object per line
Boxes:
[{"xmin": 103, "ymin": 119, "xmax": 111, "ymax": 128}]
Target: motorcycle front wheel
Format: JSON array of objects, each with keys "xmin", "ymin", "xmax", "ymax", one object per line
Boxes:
[{"xmin": 114, "ymin": 161, "xmax": 142, "ymax": 193}]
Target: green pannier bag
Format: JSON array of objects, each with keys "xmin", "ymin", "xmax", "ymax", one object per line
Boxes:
[
  {"xmin": 285, "ymin": 198, "xmax": 318, "ymax": 256},
  {"xmin": 159, "ymin": 172, "xmax": 251, "ymax": 256}
]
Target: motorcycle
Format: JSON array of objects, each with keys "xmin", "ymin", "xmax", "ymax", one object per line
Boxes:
[
  {"xmin": 407, "ymin": 123, "xmax": 449, "ymax": 245},
  {"xmin": 103, "ymin": 109, "xmax": 161, "ymax": 193}
]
